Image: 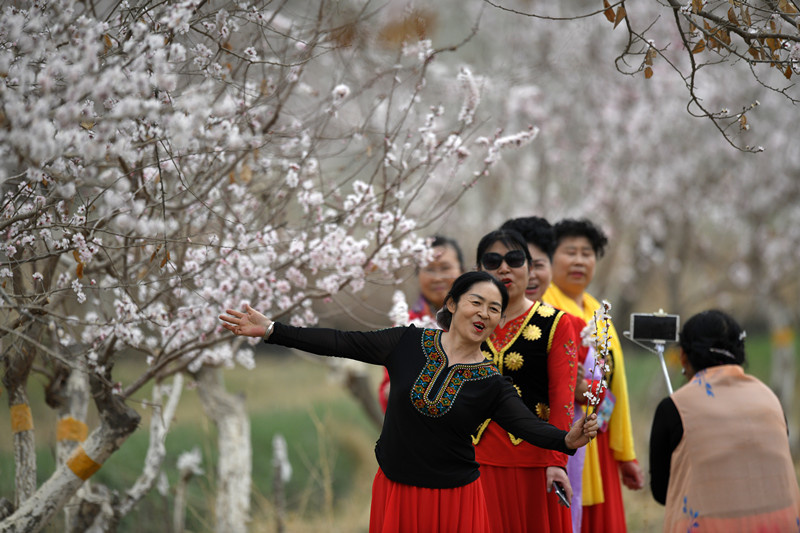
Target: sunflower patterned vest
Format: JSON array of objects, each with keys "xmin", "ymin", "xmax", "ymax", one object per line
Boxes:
[{"xmin": 472, "ymin": 301, "xmax": 572, "ymax": 456}]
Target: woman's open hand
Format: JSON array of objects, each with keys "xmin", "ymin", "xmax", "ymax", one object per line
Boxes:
[
  {"xmin": 565, "ymin": 411, "xmax": 598, "ymax": 449},
  {"xmin": 219, "ymin": 304, "xmax": 270, "ymax": 338}
]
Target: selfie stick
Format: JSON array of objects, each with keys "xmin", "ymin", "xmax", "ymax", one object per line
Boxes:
[
  {"xmin": 654, "ymin": 342, "xmax": 673, "ymax": 395},
  {"xmin": 623, "ymin": 333, "xmax": 674, "ymax": 395}
]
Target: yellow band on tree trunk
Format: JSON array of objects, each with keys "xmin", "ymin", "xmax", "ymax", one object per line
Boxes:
[
  {"xmin": 67, "ymin": 445, "xmax": 102, "ymax": 480},
  {"xmin": 10, "ymin": 404, "xmax": 34, "ymax": 433},
  {"xmin": 57, "ymin": 417, "xmax": 89, "ymax": 442}
]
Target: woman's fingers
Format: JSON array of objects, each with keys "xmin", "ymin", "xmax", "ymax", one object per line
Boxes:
[
  {"xmin": 584, "ymin": 414, "xmax": 599, "ymax": 439},
  {"xmin": 219, "ymin": 313, "xmax": 240, "ymax": 325}
]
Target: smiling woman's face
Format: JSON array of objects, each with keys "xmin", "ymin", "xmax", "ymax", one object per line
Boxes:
[{"xmin": 446, "ymin": 280, "xmax": 504, "ymax": 344}]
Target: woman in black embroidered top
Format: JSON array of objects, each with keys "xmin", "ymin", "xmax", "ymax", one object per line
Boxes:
[{"xmin": 220, "ymin": 271, "xmax": 598, "ymax": 533}]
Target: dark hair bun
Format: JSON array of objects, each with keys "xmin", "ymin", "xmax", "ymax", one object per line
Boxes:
[{"xmin": 679, "ymin": 309, "xmax": 746, "ymax": 371}]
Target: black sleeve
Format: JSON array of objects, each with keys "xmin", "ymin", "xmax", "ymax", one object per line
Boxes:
[
  {"xmin": 649, "ymin": 396, "xmax": 683, "ymax": 505},
  {"xmin": 490, "ymin": 378, "xmax": 574, "ymax": 456},
  {"xmin": 265, "ymin": 322, "xmax": 408, "ymax": 366}
]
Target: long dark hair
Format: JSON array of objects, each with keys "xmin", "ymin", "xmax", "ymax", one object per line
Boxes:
[
  {"xmin": 679, "ymin": 309, "xmax": 747, "ymax": 371},
  {"xmin": 436, "ymin": 271, "xmax": 508, "ymax": 330}
]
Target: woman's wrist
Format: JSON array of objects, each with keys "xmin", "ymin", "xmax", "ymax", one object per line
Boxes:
[{"xmin": 264, "ymin": 321, "xmax": 275, "ymax": 340}]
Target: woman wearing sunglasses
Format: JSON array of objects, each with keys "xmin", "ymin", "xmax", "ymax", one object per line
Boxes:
[{"xmin": 473, "ymin": 228, "xmax": 581, "ymax": 533}]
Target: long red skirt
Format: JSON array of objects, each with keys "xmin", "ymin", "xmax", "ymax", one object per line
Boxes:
[
  {"xmin": 480, "ymin": 464, "xmax": 572, "ymax": 533},
  {"xmin": 369, "ymin": 468, "xmax": 491, "ymax": 533},
  {"xmin": 581, "ymin": 431, "xmax": 627, "ymax": 533}
]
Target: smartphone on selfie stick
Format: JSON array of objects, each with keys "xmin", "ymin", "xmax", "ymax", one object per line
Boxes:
[{"xmin": 552, "ymin": 481, "xmax": 570, "ymax": 508}]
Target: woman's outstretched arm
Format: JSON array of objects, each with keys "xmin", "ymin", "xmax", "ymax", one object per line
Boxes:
[{"xmin": 220, "ymin": 304, "xmax": 408, "ymax": 366}]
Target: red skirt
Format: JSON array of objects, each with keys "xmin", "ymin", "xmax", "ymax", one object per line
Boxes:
[
  {"xmin": 369, "ymin": 468, "xmax": 491, "ymax": 533},
  {"xmin": 581, "ymin": 431, "xmax": 627, "ymax": 533},
  {"xmin": 480, "ymin": 465, "xmax": 572, "ymax": 533}
]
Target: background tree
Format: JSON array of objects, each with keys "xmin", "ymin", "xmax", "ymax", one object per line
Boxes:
[{"xmin": 482, "ymin": 0, "xmax": 800, "ymax": 151}]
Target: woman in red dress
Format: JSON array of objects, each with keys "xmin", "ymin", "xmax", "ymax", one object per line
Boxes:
[
  {"xmin": 473, "ymin": 227, "xmax": 582, "ymax": 533},
  {"xmin": 221, "ymin": 271, "xmax": 599, "ymax": 533}
]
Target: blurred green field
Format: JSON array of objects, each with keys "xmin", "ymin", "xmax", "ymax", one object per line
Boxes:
[{"xmin": 1, "ymin": 334, "xmax": 798, "ymax": 532}]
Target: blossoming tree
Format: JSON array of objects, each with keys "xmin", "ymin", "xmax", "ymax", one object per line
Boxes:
[
  {"xmin": 0, "ymin": 1, "xmax": 538, "ymax": 531},
  {"xmin": 482, "ymin": 0, "xmax": 800, "ymax": 151}
]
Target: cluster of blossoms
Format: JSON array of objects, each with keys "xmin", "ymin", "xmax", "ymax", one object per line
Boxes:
[
  {"xmin": 581, "ymin": 300, "xmax": 613, "ymax": 413},
  {"xmin": 389, "ymin": 290, "xmax": 438, "ymax": 330}
]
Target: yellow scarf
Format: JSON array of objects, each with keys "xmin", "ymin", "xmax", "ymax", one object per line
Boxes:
[{"xmin": 543, "ymin": 284, "xmax": 637, "ymax": 506}]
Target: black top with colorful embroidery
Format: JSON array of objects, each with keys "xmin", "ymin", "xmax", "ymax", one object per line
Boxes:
[{"xmin": 267, "ymin": 322, "xmax": 574, "ymax": 489}]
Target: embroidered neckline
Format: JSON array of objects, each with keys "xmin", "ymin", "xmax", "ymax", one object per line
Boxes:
[
  {"xmin": 410, "ymin": 329, "xmax": 499, "ymax": 418},
  {"xmin": 488, "ymin": 303, "xmax": 538, "ymax": 352}
]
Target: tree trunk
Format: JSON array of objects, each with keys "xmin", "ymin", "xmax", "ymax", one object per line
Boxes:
[
  {"xmin": 83, "ymin": 374, "xmax": 185, "ymax": 532},
  {"xmin": 3, "ymin": 335, "xmax": 38, "ymax": 509},
  {"xmin": 172, "ymin": 447, "xmax": 203, "ymax": 533},
  {"xmin": 195, "ymin": 366, "xmax": 251, "ymax": 533},
  {"xmin": 117, "ymin": 375, "xmax": 184, "ymax": 516},
  {"xmin": 271, "ymin": 434, "xmax": 291, "ymax": 533},
  {"xmin": 0, "ymin": 374, "xmax": 140, "ymax": 533},
  {"xmin": 327, "ymin": 359, "xmax": 384, "ymax": 430},
  {"xmin": 54, "ymin": 369, "xmax": 91, "ymax": 532},
  {"xmin": 767, "ymin": 305, "xmax": 798, "ymax": 453},
  {"xmin": 7, "ymin": 387, "xmax": 36, "ymax": 509},
  {"xmin": 343, "ymin": 368, "xmax": 384, "ymax": 430}
]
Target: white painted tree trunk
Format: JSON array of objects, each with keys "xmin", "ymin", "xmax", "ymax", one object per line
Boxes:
[
  {"xmin": 172, "ymin": 447, "xmax": 203, "ymax": 533},
  {"xmin": 195, "ymin": 366, "xmax": 251, "ymax": 533},
  {"xmin": 0, "ymin": 376, "xmax": 140, "ymax": 533},
  {"xmin": 117, "ymin": 374, "xmax": 184, "ymax": 516},
  {"xmin": 272, "ymin": 434, "xmax": 291, "ymax": 533},
  {"xmin": 327, "ymin": 359, "xmax": 384, "ymax": 430},
  {"xmin": 55, "ymin": 370, "xmax": 90, "ymax": 463},
  {"xmin": 7, "ymin": 387, "xmax": 36, "ymax": 509},
  {"xmin": 55, "ymin": 369, "xmax": 90, "ymax": 532},
  {"xmin": 767, "ymin": 306, "xmax": 798, "ymax": 452},
  {"xmin": 83, "ymin": 374, "xmax": 185, "ymax": 532}
]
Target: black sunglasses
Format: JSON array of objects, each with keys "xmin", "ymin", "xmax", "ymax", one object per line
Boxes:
[{"xmin": 481, "ymin": 250, "xmax": 527, "ymax": 270}]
